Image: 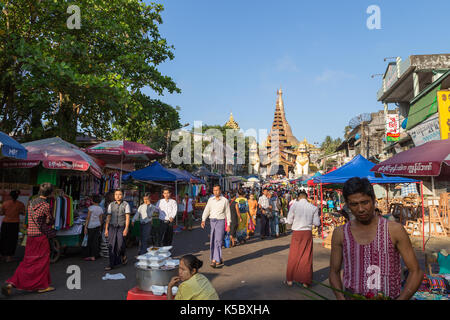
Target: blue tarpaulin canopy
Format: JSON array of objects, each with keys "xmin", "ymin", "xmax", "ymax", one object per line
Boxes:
[
  {"xmin": 122, "ymin": 161, "xmax": 189, "ymax": 182},
  {"xmin": 313, "ymin": 155, "xmax": 419, "ymax": 184},
  {"xmin": 0, "ymin": 132, "xmax": 27, "ymax": 160},
  {"xmin": 301, "ymin": 172, "xmax": 322, "ymax": 185},
  {"xmin": 168, "ymin": 168, "xmax": 206, "ymax": 184}
]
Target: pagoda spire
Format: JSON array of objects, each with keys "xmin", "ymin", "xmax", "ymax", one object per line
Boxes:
[{"xmin": 224, "ymin": 112, "xmax": 240, "ymax": 129}]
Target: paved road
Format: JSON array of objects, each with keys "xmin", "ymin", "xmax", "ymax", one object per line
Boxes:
[{"xmin": 0, "ymin": 219, "xmax": 442, "ymax": 300}]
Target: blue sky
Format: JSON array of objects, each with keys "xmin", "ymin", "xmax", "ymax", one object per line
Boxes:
[{"xmin": 143, "ymin": 0, "xmax": 450, "ymax": 145}]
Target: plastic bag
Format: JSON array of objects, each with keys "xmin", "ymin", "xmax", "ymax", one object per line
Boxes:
[
  {"xmin": 81, "ymin": 234, "xmax": 88, "ymax": 247},
  {"xmin": 224, "ymin": 232, "xmax": 231, "ymax": 248}
]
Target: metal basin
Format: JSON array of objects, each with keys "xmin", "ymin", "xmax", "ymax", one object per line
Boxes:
[{"xmin": 135, "ymin": 263, "xmax": 179, "ymax": 291}]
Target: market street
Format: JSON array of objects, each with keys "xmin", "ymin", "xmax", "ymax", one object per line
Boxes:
[{"xmin": 0, "ymin": 219, "xmax": 440, "ymax": 300}]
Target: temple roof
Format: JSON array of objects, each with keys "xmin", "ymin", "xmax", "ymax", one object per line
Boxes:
[{"xmin": 224, "ymin": 112, "xmax": 240, "ymax": 129}]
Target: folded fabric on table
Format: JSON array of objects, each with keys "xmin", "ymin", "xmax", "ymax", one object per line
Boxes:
[{"xmin": 56, "ymin": 223, "xmax": 83, "ymax": 236}]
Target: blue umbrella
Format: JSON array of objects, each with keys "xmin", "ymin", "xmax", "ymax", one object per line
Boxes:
[{"xmin": 0, "ymin": 132, "xmax": 27, "ymax": 160}]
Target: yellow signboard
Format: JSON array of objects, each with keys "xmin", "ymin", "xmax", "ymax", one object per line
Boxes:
[{"xmin": 437, "ymin": 90, "xmax": 450, "ymax": 140}]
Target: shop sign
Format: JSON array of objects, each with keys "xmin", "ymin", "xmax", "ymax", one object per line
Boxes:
[
  {"xmin": 0, "ymin": 160, "xmax": 40, "ymax": 168},
  {"xmin": 407, "ymin": 113, "xmax": 440, "ymax": 146},
  {"xmin": 43, "ymin": 160, "xmax": 89, "ymax": 171},
  {"xmin": 386, "ymin": 114, "xmax": 400, "ymax": 142},
  {"xmin": 437, "ymin": 90, "xmax": 450, "ymax": 140},
  {"xmin": 384, "ymin": 63, "xmax": 398, "ymax": 91}
]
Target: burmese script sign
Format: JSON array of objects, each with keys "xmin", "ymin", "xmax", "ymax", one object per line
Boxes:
[
  {"xmin": 375, "ymin": 162, "xmax": 439, "ymax": 176},
  {"xmin": 386, "ymin": 114, "xmax": 400, "ymax": 142},
  {"xmin": 407, "ymin": 113, "xmax": 440, "ymax": 146}
]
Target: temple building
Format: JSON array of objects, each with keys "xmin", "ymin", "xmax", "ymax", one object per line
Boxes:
[
  {"xmin": 224, "ymin": 112, "xmax": 240, "ymax": 130},
  {"xmin": 261, "ymin": 89, "xmax": 320, "ymax": 178}
]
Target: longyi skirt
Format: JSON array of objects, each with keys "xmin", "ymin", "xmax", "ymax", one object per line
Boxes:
[{"xmin": 286, "ymin": 230, "xmax": 313, "ymax": 285}]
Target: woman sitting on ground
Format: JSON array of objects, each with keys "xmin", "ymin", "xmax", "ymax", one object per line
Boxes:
[{"xmin": 167, "ymin": 255, "xmax": 219, "ymax": 300}]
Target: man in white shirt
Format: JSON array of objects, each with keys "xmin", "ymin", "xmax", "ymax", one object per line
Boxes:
[
  {"xmin": 285, "ymin": 191, "xmax": 320, "ymax": 287},
  {"xmin": 258, "ymin": 188, "xmax": 272, "ymax": 239},
  {"xmin": 156, "ymin": 188, "xmax": 178, "ymax": 246},
  {"xmin": 132, "ymin": 193, "xmax": 159, "ymax": 255},
  {"xmin": 201, "ymin": 185, "xmax": 231, "ymax": 268}
]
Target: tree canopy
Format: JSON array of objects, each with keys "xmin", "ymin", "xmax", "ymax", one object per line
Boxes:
[
  {"xmin": 0, "ymin": 0, "xmax": 180, "ymax": 143},
  {"xmin": 320, "ymin": 135, "xmax": 342, "ymax": 155}
]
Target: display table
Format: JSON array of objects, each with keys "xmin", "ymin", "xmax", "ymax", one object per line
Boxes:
[{"xmin": 126, "ymin": 287, "xmax": 168, "ymax": 300}]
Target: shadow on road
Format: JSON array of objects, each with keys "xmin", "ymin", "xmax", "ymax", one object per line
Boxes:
[{"xmin": 224, "ymin": 244, "xmax": 291, "ymax": 267}]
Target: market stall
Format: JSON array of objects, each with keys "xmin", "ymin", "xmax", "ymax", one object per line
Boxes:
[
  {"xmin": 371, "ymin": 139, "xmax": 450, "ymax": 241},
  {"xmin": 313, "ymin": 155, "xmax": 422, "ymax": 248},
  {"xmin": 122, "ymin": 161, "xmax": 192, "ymax": 226},
  {"xmin": 0, "ymin": 137, "xmax": 106, "ymax": 261}
]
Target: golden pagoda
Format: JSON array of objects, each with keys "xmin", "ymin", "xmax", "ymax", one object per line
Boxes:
[
  {"xmin": 224, "ymin": 112, "xmax": 240, "ymax": 130},
  {"xmin": 264, "ymin": 88, "xmax": 300, "ymax": 176}
]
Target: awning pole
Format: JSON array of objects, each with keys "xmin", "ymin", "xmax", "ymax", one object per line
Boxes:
[
  {"xmin": 420, "ymin": 181, "xmax": 425, "ymax": 251},
  {"xmin": 175, "ymin": 181, "xmax": 178, "ymax": 227},
  {"xmin": 119, "ymin": 153, "xmax": 123, "ymax": 188},
  {"xmin": 386, "ymin": 184, "xmax": 389, "ymax": 214},
  {"xmin": 431, "ymin": 176, "xmax": 436, "ymax": 196},
  {"xmin": 320, "ymin": 183, "xmax": 324, "ymax": 246}
]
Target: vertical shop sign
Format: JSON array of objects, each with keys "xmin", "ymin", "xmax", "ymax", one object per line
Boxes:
[{"xmin": 437, "ymin": 90, "xmax": 450, "ymax": 140}]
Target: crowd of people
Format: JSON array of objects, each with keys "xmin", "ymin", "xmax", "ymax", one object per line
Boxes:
[{"xmin": 1, "ymin": 177, "xmax": 426, "ymax": 301}]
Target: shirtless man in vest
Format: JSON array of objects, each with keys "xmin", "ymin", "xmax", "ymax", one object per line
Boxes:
[{"xmin": 329, "ymin": 177, "xmax": 423, "ymax": 300}]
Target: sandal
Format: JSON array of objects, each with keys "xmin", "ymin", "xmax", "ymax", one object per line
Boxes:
[
  {"xmin": 37, "ymin": 287, "xmax": 55, "ymax": 294},
  {"xmin": 216, "ymin": 260, "xmax": 224, "ymax": 267},
  {"xmin": 104, "ymin": 266, "xmax": 112, "ymax": 271},
  {"xmin": 122, "ymin": 256, "xmax": 128, "ymax": 265},
  {"xmin": 1, "ymin": 284, "xmax": 13, "ymax": 297},
  {"xmin": 283, "ymin": 280, "xmax": 293, "ymax": 287}
]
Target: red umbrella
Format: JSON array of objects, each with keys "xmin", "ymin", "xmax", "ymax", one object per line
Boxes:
[
  {"xmin": 0, "ymin": 137, "xmax": 103, "ymax": 178},
  {"xmin": 371, "ymin": 139, "xmax": 450, "ymax": 177},
  {"xmin": 85, "ymin": 140, "xmax": 163, "ymax": 163}
]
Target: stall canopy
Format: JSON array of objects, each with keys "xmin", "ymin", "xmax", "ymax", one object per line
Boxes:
[
  {"xmin": 0, "ymin": 137, "xmax": 102, "ymax": 178},
  {"xmin": 168, "ymin": 168, "xmax": 206, "ymax": 184},
  {"xmin": 314, "ymin": 155, "xmax": 419, "ymax": 184},
  {"xmin": 122, "ymin": 161, "xmax": 189, "ymax": 182},
  {"xmin": 85, "ymin": 140, "xmax": 163, "ymax": 163},
  {"xmin": 192, "ymin": 166, "xmax": 221, "ymax": 178},
  {"xmin": 0, "ymin": 131, "xmax": 27, "ymax": 160},
  {"xmin": 371, "ymin": 139, "xmax": 450, "ymax": 177},
  {"xmin": 301, "ymin": 172, "xmax": 322, "ymax": 186}
]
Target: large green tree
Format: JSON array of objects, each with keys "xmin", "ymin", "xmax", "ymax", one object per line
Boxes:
[
  {"xmin": 320, "ymin": 135, "xmax": 342, "ymax": 155},
  {"xmin": 0, "ymin": 0, "xmax": 180, "ymax": 143}
]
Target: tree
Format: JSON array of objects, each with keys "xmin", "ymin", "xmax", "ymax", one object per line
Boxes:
[
  {"xmin": 320, "ymin": 136, "xmax": 342, "ymax": 155},
  {"xmin": 0, "ymin": 0, "xmax": 180, "ymax": 143}
]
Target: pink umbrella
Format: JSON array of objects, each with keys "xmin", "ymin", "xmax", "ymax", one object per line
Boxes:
[
  {"xmin": 85, "ymin": 140, "xmax": 164, "ymax": 186},
  {"xmin": 0, "ymin": 137, "xmax": 103, "ymax": 178},
  {"xmin": 85, "ymin": 140, "xmax": 163, "ymax": 163},
  {"xmin": 371, "ymin": 139, "xmax": 450, "ymax": 177}
]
